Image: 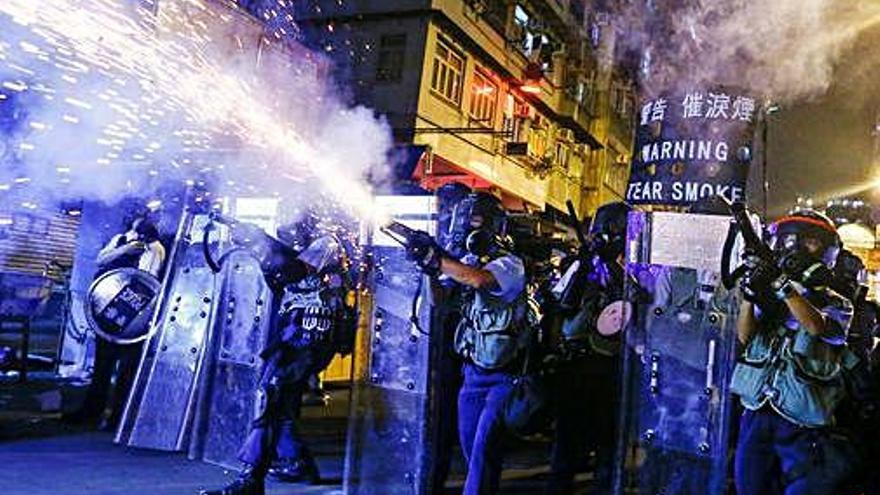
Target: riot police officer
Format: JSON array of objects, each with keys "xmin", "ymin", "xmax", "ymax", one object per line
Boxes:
[
  {"xmin": 829, "ymin": 249, "xmax": 879, "ymax": 493},
  {"xmin": 200, "ymin": 218, "xmax": 355, "ymax": 495},
  {"xmin": 731, "ymin": 210, "xmax": 857, "ymax": 495},
  {"xmin": 546, "ymin": 201, "xmax": 632, "ymax": 495},
  {"xmin": 407, "ymin": 192, "xmax": 528, "ymax": 495},
  {"xmin": 66, "ymin": 211, "xmax": 166, "ymax": 428},
  {"xmin": 430, "ymin": 181, "xmax": 472, "ymax": 495},
  {"xmin": 830, "ymin": 249, "xmax": 879, "ymax": 368}
]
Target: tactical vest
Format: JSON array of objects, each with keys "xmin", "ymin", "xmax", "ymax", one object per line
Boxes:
[
  {"xmin": 730, "ymin": 323, "xmax": 859, "ymax": 427},
  {"xmin": 454, "ymin": 287, "xmax": 530, "ymax": 370},
  {"xmin": 559, "ymin": 260, "xmax": 627, "ymax": 357},
  {"xmin": 278, "ymin": 269, "xmax": 348, "ymax": 350}
]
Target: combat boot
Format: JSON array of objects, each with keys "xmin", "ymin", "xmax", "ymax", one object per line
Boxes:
[
  {"xmin": 267, "ymin": 456, "xmax": 320, "ymax": 484},
  {"xmin": 199, "ymin": 465, "xmax": 265, "ymax": 495}
]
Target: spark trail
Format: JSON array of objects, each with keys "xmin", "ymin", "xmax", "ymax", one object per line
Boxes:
[{"xmin": 0, "ymin": 0, "xmax": 391, "ymax": 223}]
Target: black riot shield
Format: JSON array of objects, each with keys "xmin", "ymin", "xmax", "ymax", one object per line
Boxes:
[
  {"xmin": 344, "ymin": 195, "xmax": 438, "ymax": 495},
  {"xmin": 614, "ymin": 211, "xmax": 741, "ymax": 495}
]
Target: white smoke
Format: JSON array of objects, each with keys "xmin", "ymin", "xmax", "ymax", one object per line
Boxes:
[
  {"xmin": 613, "ymin": 0, "xmax": 880, "ymax": 102},
  {"xmin": 0, "ymin": 0, "xmax": 392, "ymax": 217}
]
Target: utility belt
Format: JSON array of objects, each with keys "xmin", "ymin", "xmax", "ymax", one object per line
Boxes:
[
  {"xmin": 464, "ymin": 352, "xmax": 526, "ymax": 376},
  {"xmin": 556, "ymin": 332, "xmax": 619, "ymax": 361}
]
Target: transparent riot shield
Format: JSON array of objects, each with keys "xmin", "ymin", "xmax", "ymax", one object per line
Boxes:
[
  {"xmin": 189, "ymin": 249, "xmax": 272, "ymax": 467},
  {"xmin": 117, "ymin": 211, "xmax": 273, "ymax": 462},
  {"xmin": 344, "ymin": 195, "xmax": 437, "ymax": 495},
  {"xmin": 116, "ymin": 212, "xmax": 222, "ymax": 450},
  {"xmin": 614, "ymin": 211, "xmax": 740, "ymax": 495}
]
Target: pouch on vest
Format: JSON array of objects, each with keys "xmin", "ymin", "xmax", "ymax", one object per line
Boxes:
[{"xmin": 454, "ymin": 290, "xmax": 527, "ymax": 370}]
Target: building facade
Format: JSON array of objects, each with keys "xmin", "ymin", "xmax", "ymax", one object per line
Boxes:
[{"xmin": 284, "ymin": 0, "xmax": 635, "ymax": 217}]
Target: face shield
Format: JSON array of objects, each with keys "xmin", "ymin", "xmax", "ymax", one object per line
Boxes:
[
  {"xmin": 767, "ymin": 214, "xmax": 840, "ymax": 268},
  {"xmin": 297, "ymin": 235, "xmax": 342, "ymax": 273},
  {"xmin": 446, "ymin": 194, "xmax": 507, "ymax": 258}
]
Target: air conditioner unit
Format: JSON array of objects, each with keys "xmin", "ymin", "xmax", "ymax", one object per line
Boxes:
[{"xmin": 505, "ymin": 142, "xmax": 529, "ymax": 156}]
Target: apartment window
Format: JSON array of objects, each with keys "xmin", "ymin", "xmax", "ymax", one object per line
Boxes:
[
  {"xmin": 376, "ymin": 34, "xmax": 406, "ymax": 83},
  {"xmin": 430, "ymin": 39, "xmax": 465, "ymax": 106},
  {"xmin": 528, "ymin": 116, "xmax": 548, "ymax": 157},
  {"xmin": 512, "ymin": 4, "xmax": 559, "ymax": 72},
  {"xmin": 555, "ymin": 141, "xmax": 571, "ymax": 170},
  {"xmin": 469, "ymin": 70, "xmax": 498, "ymax": 125},
  {"xmin": 513, "ymin": 5, "xmax": 545, "ymax": 56},
  {"xmin": 502, "ymin": 93, "xmax": 530, "ymax": 142},
  {"xmin": 611, "ymin": 84, "xmax": 632, "ymax": 116}
]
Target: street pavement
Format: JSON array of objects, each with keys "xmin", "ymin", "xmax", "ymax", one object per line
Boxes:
[{"xmin": 0, "ymin": 377, "xmax": 592, "ymax": 495}]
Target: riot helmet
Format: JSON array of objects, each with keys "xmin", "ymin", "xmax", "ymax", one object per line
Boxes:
[
  {"xmin": 589, "ymin": 201, "xmax": 631, "ymax": 262},
  {"xmin": 448, "ymin": 192, "xmax": 508, "ymax": 258},
  {"xmin": 277, "ymin": 215, "xmax": 318, "ymax": 253},
  {"xmin": 767, "ymin": 210, "xmax": 841, "ymax": 268}
]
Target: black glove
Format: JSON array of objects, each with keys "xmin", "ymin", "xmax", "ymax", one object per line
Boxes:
[
  {"xmin": 740, "ymin": 254, "xmax": 796, "ymax": 303},
  {"xmin": 777, "ymin": 250, "xmax": 832, "ymax": 289},
  {"xmin": 405, "ymin": 231, "xmax": 444, "ymax": 276}
]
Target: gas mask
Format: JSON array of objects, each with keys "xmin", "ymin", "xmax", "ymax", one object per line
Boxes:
[
  {"xmin": 447, "ymin": 193, "xmax": 507, "ymax": 260},
  {"xmin": 831, "ymin": 249, "xmax": 866, "ymax": 300},
  {"xmin": 589, "ymin": 202, "xmax": 631, "ymax": 263},
  {"xmin": 767, "ymin": 211, "xmax": 840, "ymax": 288}
]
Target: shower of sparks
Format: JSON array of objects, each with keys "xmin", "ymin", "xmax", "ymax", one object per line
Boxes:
[{"xmin": 0, "ymin": 0, "xmax": 390, "ymax": 225}]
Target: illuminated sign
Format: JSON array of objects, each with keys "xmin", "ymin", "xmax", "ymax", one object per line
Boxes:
[{"xmin": 626, "ymin": 89, "xmax": 757, "ymax": 207}]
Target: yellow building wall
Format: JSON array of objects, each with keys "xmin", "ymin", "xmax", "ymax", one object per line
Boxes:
[{"xmin": 413, "ymin": 22, "xmax": 596, "ymax": 213}]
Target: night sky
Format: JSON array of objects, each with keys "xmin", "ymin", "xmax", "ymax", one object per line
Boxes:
[{"xmin": 761, "ymin": 23, "xmax": 880, "ymax": 218}]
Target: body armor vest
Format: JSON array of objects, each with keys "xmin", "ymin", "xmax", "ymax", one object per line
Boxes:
[
  {"xmin": 278, "ymin": 270, "xmax": 346, "ymax": 350},
  {"xmin": 730, "ymin": 291, "xmax": 858, "ymax": 427},
  {"xmin": 453, "ymin": 254, "xmax": 529, "ymax": 370}
]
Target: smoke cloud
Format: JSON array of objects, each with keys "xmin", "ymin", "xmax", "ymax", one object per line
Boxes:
[
  {"xmin": 611, "ymin": 0, "xmax": 880, "ymax": 102},
  {"xmin": 0, "ymin": 0, "xmax": 392, "ymax": 217}
]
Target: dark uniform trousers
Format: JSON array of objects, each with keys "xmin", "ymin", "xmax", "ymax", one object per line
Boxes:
[
  {"xmin": 735, "ymin": 408, "xmax": 857, "ymax": 495},
  {"xmin": 79, "ymin": 338, "xmax": 143, "ymax": 427},
  {"xmin": 457, "ymin": 363, "xmax": 515, "ymax": 495},
  {"xmin": 238, "ymin": 343, "xmax": 334, "ymax": 470},
  {"xmin": 548, "ymin": 353, "xmax": 619, "ymax": 495}
]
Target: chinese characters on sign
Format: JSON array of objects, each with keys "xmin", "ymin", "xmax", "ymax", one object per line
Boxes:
[
  {"xmin": 639, "ymin": 92, "xmax": 756, "ymax": 125},
  {"xmin": 627, "ymin": 90, "xmax": 757, "ymax": 207}
]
